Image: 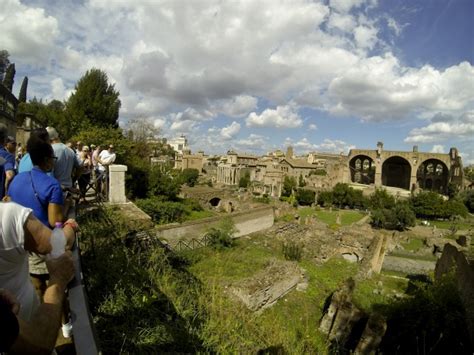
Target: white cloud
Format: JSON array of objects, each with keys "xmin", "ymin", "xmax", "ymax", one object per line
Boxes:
[
  {"xmin": 246, "ymin": 105, "xmax": 303, "ymax": 128},
  {"xmin": 214, "ymin": 95, "xmax": 258, "ymax": 117},
  {"xmin": 327, "ymin": 12, "xmax": 356, "ymax": 32},
  {"xmin": 430, "ymin": 145, "xmax": 445, "ymax": 153},
  {"xmin": 329, "ymin": 0, "xmax": 368, "ymax": 13},
  {"xmin": 353, "ymin": 25, "xmax": 379, "ymax": 50},
  {"xmin": 284, "ymin": 137, "xmax": 355, "ymax": 154},
  {"xmin": 309, "ymin": 123, "xmax": 318, "ymax": 130},
  {"xmin": 220, "ymin": 121, "xmax": 241, "ymax": 140},
  {"xmin": 236, "ymin": 134, "xmax": 268, "ymax": 149},
  {"xmin": 0, "ymin": 0, "xmax": 59, "ymax": 63},
  {"xmin": 328, "ymin": 55, "xmax": 474, "ymax": 121},
  {"xmin": 405, "ymin": 111, "xmax": 474, "ymax": 143},
  {"xmin": 169, "ymin": 120, "xmax": 197, "ymax": 133}
]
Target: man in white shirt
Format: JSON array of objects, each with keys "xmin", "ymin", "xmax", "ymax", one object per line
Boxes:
[{"xmin": 97, "ymin": 144, "xmax": 116, "ymax": 196}]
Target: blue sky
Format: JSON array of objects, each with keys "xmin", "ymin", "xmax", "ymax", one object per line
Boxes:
[{"xmin": 2, "ymin": 0, "xmax": 474, "ymax": 162}]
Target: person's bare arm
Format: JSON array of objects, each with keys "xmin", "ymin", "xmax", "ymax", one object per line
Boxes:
[
  {"xmin": 23, "ymin": 214, "xmax": 52, "ymax": 255},
  {"xmin": 9, "ymin": 252, "xmax": 74, "ymax": 354},
  {"xmin": 48, "ymin": 203, "xmax": 64, "ymax": 228},
  {"xmin": 4, "ymin": 169, "xmax": 14, "ymax": 194}
]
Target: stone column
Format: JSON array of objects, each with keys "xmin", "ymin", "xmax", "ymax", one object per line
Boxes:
[
  {"xmin": 374, "ymin": 158, "xmax": 382, "ymax": 188},
  {"xmin": 108, "ymin": 164, "xmax": 128, "ymax": 204}
]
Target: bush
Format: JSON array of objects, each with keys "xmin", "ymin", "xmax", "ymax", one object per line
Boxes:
[
  {"xmin": 295, "ymin": 189, "xmax": 315, "ymax": 206},
  {"xmin": 180, "ymin": 168, "xmax": 199, "ymax": 187},
  {"xmin": 317, "ymin": 190, "xmax": 333, "ymax": 207},
  {"xmin": 205, "ymin": 217, "xmax": 237, "ymax": 250},
  {"xmin": 442, "ymin": 198, "xmax": 468, "ymax": 219},
  {"xmin": 282, "ymin": 176, "xmax": 297, "ymax": 197},
  {"xmin": 282, "ymin": 241, "xmax": 303, "ymax": 261},
  {"xmin": 136, "ymin": 198, "xmax": 188, "ymax": 224},
  {"xmin": 309, "ymin": 169, "xmax": 327, "ymax": 176},
  {"xmin": 239, "ymin": 171, "xmax": 250, "ymax": 188},
  {"xmin": 369, "ymin": 188, "xmax": 395, "ymax": 210},
  {"xmin": 370, "ymin": 202, "xmax": 416, "ymax": 231},
  {"xmin": 410, "ymin": 191, "xmax": 445, "ymax": 219},
  {"xmin": 462, "ymin": 190, "xmax": 474, "ymax": 212}
]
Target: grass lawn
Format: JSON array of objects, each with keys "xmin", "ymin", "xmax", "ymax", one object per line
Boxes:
[
  {"xmin": 298, "ymin": 208, "xmax": 366, "ymax": 226},
  {"xmin": 185, "ymin": 210, "xmax": 216, "ymax": 221},
  {"xmin": 418, "ymin": 218, "xmax": 473, "ymax": 230},
  {"xmin": 401, "ymin": 238, "xmax": 424, "ymax": 252}
]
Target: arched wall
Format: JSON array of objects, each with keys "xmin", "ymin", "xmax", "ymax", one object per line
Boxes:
[
  {"xmin": 382, "ymin": 156, "xmax": 411, "ymax": 189},
  {"xmin": 417, "ymin": 159, "xmax": 449, "ymax": 193},
  {"xmin": 349, "ymin": 155, "xmax": 375, "ymax": 185}
]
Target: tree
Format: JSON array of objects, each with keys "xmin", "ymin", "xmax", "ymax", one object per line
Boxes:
[
  {"xmin": 298, "ymin": 174, "xmax": 306, "ymax": 187},
  {"xmin": 0, "ymin": 50, "xmax": 10, "ymax": 81},
  {"xmin": 180, "ymin": 168, "xmax": 199, "ymax": 187},
  {"xmin": 66, "ymin": 68, "xmax": 121, "ymax": 128},
  {"xmin": 239, "ymin": 171, "xmax": 250, "ymax": 188},
  {"xmin": 410, "ymin": 191, "xmax": 445, "ymax": 219},
  {"xmin": 369, "ymin": 188, "xmax": 395, "ymax": 210},
  {"xmin": 18, "ymin": 76, "xmax": 28, "ymax": 102},
  {"xmin": 125, "ymin": 117, "xmax": 161, "ymax": 142},
  {"xmin": 282, "ymin": 176, "xmax": 297, "ymax": 197},
  {"xmin": 295, "ymin": 189, "xmax": 315, "ymax": 206},
  {"xmin": 2, "ymin": 63, "xmax": 15, "ymax": 91},
  {"xmin": 462, "ymin": 190, "xmax": 474, "ymax": 213}
]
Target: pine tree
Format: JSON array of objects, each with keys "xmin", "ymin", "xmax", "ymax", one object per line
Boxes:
[
  {"xmin": 3, "ymin": 63, "xmax": 15, "ymax": 91},
  {"xmin": 66, "ymin": 68, "xmax": 121, "ymax": 128},
  {"xmin": 18, "ymin": 76, "xmax": 28, "ymax": 102}
]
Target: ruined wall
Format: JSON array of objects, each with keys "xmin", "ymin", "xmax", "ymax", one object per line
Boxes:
[
  {"xmin": 155, "ymin": 205, "xmax": 274, "ymax": 246},
  {"xmin": 435, "ymin": 244, "xmax": 474, "ymax": 345}
]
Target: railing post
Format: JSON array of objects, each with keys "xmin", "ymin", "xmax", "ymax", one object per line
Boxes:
[{"xmin": 108, "ymin": 164, "xmax": 128, "ymax": 204}]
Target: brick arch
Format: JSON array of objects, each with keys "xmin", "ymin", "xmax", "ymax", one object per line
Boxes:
[
  {"xmin": 349, "ymin": 155, "xmax": 375, "ymax": 185},
  {"xmin": 382, "ymin": 156, "xmax": 411, "ymax": 190},
  {"xmin": 417, "ymin": 158, "xmax": 449, "ymax": 194}
]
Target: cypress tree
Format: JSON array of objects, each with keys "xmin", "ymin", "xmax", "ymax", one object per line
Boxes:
[
  {"xmin": 3, "ymin": 63, "xmax": 15, "ymax": 91},
  {"xmin": 18, "ymin": 76, "xmax": 28, "ymax": 102}
]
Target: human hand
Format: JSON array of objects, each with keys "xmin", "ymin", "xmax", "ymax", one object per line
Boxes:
[
  {"xmin": 63, "ymin": 219, "xmax": 79, "ymax": 232},
  {"xmin": 46, "ymin": 251, "xmax": 75, "ymax": 288},
  {"xmin": 0, "ymin": 288, "xmax": 20, "ymax": 315}
]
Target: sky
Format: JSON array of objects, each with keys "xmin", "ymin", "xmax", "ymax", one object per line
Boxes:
[{"xmin": 2, "ymin": 0, "xmax": 474, "ymax": 162}]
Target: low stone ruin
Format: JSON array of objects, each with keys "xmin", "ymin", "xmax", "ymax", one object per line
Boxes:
[
  {"xmin": 319, "ymin": 278, "xmax": 387, "ymax": 354},
  {"xmin": 435, "ymin": 243, "xmax": 474, "ymax": 346},
  {"xmin": 231, "ymin": 259, "xmax": 307, "ymax": 311}
]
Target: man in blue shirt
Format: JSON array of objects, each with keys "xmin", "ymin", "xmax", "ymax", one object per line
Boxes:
[
  {"xmin": 46, "ymin": 127, "xmax": 81, "ymax": 189},
  {"xmin": 0, "ymin": 123, "xmax": 16, "ymax": 199}
]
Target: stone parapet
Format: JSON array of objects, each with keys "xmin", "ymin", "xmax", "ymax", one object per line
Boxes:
[{"xmin": 108, "ymin": 164, "xmax": 128, "ymax": 204}]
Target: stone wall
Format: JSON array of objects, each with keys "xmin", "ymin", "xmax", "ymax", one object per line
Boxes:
[
  {"xmin": 435, "ymin": 244, "xmax": 474, "ymax": 345},
  {"xmin": 155, "ymin": 205, "xmax": 274, "ymax": 246}
]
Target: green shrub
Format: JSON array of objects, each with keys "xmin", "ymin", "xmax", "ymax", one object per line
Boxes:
[
  {"xmin": 462, "ymin": 190, "xmax": 474, "ymax": 212},
  {"xmin": 410, "ymin": 191, "xmax": 445, "ymax": 219},
  {"xmin": 137, "ymin": 198, "xmax": 188, "ymax": 224},
  {"xmin": 180, "ymin": 168, "xmax": 199, "ymax": 187},
  {"xmin": 282, "ymin": 176, "xmax": 297, "ymax": 197},
  {"xmin": 282, "ymin": 241, "xmax": 303, "ymax": 261},
  {"xmin": 239, "ymin": 171, "xmax": 251, "ymax": 188},
  {"xmin": 205, "ymin": 217, "xmax": 237, "ymax": 250},
  {"xmin": 370, "ymin": 202, "xmax": 416, "ymax": 231},
  {"xmin": 369, "ymin": 188, "xmax": 395, "ymax": 210},
  {"xmin": 317, "ymin": 190, "xmax": 333, "ymax": 207},
  {"xmin": 295, "ymin": 189, "xmax": 316, "ymax": 206}
]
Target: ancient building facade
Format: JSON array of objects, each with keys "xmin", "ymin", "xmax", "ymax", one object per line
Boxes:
[
  {"xmin": 346, "ymin": 142, "xmax": 463, "ymax": 194},
  {"xmin": 215, "ymin": 142, "xmax": 463, "ymax": 197},
  {"xmin": 0, "ymin": 83, "xmax": 18, "ymax": 137}
]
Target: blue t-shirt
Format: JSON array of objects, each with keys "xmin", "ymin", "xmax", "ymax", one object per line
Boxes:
[
  {"xmin": 8, "ymin": 167, "xmax": 64, "ymax": 227},
  {"xmin": 0, "ymin": 146, "xmax": 15, "ymax": 199},
  {"xmin": 18, "ymin": 153, "xmax": 33, "ymax": 173},
  {"xmin": 52, "ymin": 143, "xmax": 81, "ymax": 188}
]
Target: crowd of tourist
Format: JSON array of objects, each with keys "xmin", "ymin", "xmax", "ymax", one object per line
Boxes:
[{"xmin": 0, "ymin": 122, "xmax": 116, "ymax": 352}]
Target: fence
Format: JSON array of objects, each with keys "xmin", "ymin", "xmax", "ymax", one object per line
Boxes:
[{"xmin": 174, "ymin": 234, "xmax": 212, "ymax": 252}]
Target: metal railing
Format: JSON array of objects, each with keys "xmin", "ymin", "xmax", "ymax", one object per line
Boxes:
[
  {"xmin": 174, "ymin": 234, "xmax": 212, "ymax": 252},
  {"xmin": 67, "ymin": 205, "xmax": 101, "ymax": 354}
]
